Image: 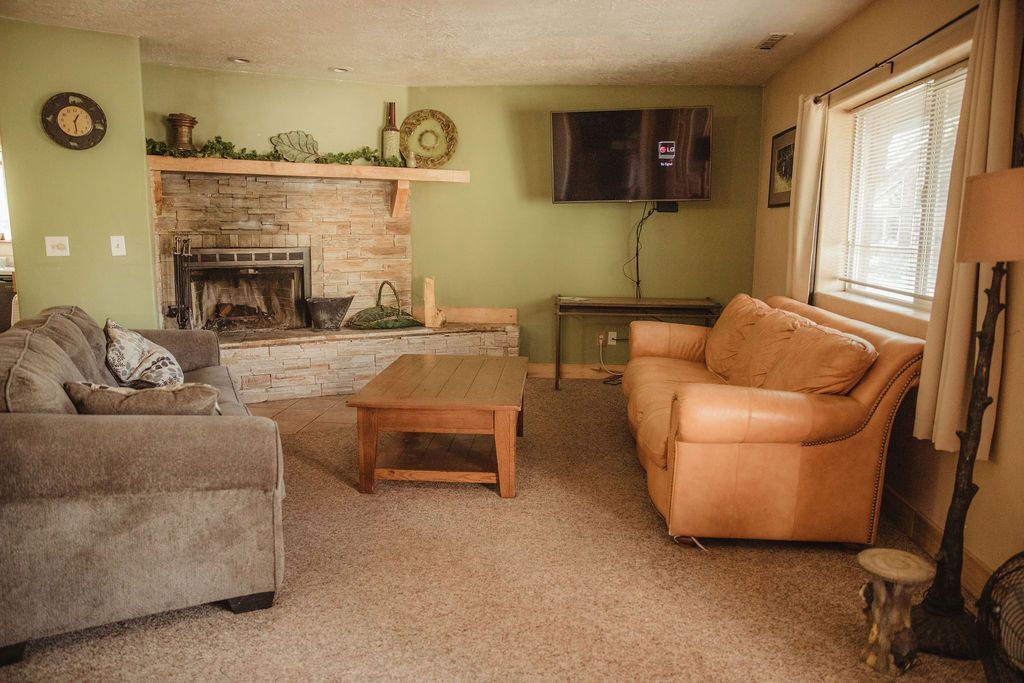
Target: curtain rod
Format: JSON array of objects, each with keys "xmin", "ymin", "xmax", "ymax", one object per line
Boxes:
[{"xmin": 813, "ymin": 5, "xmax": 979, "ymax": 104}]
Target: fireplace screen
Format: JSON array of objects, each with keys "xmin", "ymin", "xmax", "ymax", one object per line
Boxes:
[{"xmin": 186, "ymin": 247, "xmax": 311, "ymax": 331}]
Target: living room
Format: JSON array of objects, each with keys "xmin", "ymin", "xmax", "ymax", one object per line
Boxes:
[{"xmin": 1, "ymin": 0, "xmax": 1022, "ymax": 679}]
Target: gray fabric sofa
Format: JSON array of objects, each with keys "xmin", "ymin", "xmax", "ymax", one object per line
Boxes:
[{"xmin": 0, "ymin": 306, "xmax": 284, "ymax": 665}]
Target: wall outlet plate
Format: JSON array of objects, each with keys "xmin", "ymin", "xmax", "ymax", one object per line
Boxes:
[
  {"xmin": 45, "ymin": 236, "xmax": 70, "ymax": 257},
  {"xmin": 607, "ymin": 331, "xmax": 617, "ymax": 346},
  {"xmin": 110, "ymin": 235, "xmax": 127, "ymax": 256}
]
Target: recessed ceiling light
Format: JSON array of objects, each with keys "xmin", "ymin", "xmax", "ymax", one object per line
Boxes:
[
  {"xmin": 229, "ymin": 57, "xmax": 251, "ymax": 64},
  {"xmin": 330, "ymin": 67, "xmax": 351, "ymax": 73}
]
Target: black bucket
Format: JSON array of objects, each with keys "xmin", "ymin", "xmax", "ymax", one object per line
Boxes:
[{"xmin": 306, "ymin": 296, "xmax": 354, "ymax": 330}]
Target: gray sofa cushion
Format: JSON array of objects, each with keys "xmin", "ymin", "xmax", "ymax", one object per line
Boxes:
[
  {"xmin": 40, "ymin": 306, "xmax": 118, "ymax": 385},
  {"xmin": 0, "ymin": 328, "xmax": 85, "ymax": 413},
  {"xmin": 15, "ymin": 312, "xmax": 113, "ymax": 386},
  {"xmin": 184, "ymin": 366, "xmax": 249, "ymax": 416},
  {"xmin": 65, "ymin": 382, "xmax": 220, "ymax": 416}
]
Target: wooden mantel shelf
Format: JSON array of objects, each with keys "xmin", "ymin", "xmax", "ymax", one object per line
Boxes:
[{"xmin": 146, "ymin": 155, "xmax": 469, "ymax": 218}]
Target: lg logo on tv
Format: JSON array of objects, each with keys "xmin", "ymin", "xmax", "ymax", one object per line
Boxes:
[{"xmin": 658, "ymin": 140, "xmax": 676, "ymax": 167}]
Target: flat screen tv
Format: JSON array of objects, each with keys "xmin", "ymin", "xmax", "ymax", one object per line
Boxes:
[{"xmin": 551, "ymin": 106, "xmax": 712, "ymax": 203}]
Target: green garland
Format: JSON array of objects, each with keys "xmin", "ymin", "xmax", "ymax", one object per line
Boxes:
[{"xmin": 145, "ymin": 136, "xmax": 406, "ymax": 167}]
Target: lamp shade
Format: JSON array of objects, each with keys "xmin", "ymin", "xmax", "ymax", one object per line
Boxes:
[{"xmin": 957, "ymin": 167, "xmax": 1024, "ymax": 263}]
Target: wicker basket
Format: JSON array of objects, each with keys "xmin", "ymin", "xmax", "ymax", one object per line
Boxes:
[{"xmin": 345, "ymin": 281, "xmax": 423, "ymax": 330}]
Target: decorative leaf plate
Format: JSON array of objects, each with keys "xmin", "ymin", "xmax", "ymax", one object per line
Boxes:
[
  {"xmin": 399, "ymin": 110, "xmax": 458, "ymax": 169},
  {"xmin": 271, "ymin": 130, "xmax": 321, "ymax": 162}
]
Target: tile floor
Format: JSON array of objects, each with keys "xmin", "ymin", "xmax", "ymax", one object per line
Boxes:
[{"xmin": 247, "ymin": 395, "xmax": 357, "ymax": 434}]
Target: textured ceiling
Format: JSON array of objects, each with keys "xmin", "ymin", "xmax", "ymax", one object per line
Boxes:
[{"xmin": 0, "ymin": 0, "xmax": 872, "ymax": 86}]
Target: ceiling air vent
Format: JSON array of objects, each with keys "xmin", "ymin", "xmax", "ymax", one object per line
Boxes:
[{"xmin": 755, "ymin": 33, "xmax": 792, "ymax": 51}]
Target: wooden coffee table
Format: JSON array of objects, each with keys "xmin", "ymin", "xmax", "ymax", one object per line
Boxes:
[{"xmin": 347, "ymin": 354, "xmax": 529, "ymax": 498}]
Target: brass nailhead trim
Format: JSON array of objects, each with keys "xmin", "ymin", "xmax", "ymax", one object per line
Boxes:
[
  {"xmin": 802, "ymin": 354, "xmax": 923, "ymax": 447},
  {"xmin": 866, "ymin": 369, "xmax": 920, "ymax": 543},
  {"xmin": 798, "ymin": 354, "xmax": 923, "ymax": 543}
]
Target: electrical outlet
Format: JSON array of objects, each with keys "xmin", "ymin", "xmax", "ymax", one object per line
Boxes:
[
  {"xmin": 110, "ymin": 235, "xmax": 126, "ymax": 256},
  {"xmin": 597, "ymin": 331, "xmax": 607, "ymax": 346},
  {"xmin": 45, "ymin": 236, "xmax": 70, "ymax": 257},
  {"xmin": 607, "ymin": 331, "xmax": 618, "ymax": 346}
]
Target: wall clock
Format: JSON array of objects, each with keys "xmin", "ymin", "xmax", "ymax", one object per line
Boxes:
[{"xmin": 40, "ymin": 92, "xmax": 107, "ymax": 150}]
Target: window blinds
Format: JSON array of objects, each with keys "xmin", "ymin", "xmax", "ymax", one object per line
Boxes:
[{"xmin": 843, "ymin": 67, "xmax": 967, "ymax": 304}]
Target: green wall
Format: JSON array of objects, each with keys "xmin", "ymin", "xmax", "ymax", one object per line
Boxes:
[
  {"xmin": 139, "ymin": 66, "xmax": 762, "ymax": 363},
  {"xmin": 407, "ymin": 86, "xmax": 762, "ymax": 362},
  {"xmin": 0, "ymin": 20, "xmax": 157, "ymax": 326},
  {"xmin": 141, "ymin": 65, "xmax": 408, "ymax": 154},
  {"xmin": 1, "ymin": 38, "xmax": 762, "ymax": 356}
]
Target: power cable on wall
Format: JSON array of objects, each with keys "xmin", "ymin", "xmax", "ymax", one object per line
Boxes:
[{"xmin": 623, "ymin": 202, "xmax": 656, "ymax": 298}]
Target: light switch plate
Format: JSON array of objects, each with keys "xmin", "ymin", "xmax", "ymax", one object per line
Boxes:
[
  {"xmin": 110, "ymin": 235, "xmax": 127, "ymax": 256},
  {"xmin": 45, "ymin": 236, "xmax": 70, "ymax": 257}
]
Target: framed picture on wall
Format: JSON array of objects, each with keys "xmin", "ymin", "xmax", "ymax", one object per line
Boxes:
[{"xmin": 768, "ymin": 126, "xmax": 796, "ymax": 207}]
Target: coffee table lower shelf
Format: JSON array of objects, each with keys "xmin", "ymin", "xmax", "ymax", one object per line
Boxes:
[{"xmin": 374, "ymin": 433, "xmax": 499, "ymax": 485}]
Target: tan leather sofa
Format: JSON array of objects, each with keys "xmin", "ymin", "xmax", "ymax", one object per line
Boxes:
[{"xmin": 622, "ymin": 294, "xmax": 924, "ymax": 545}]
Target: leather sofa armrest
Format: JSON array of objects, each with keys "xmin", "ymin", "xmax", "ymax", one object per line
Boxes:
[
  {"xmin": 0, "ymin": 413, "xmax": 282, "ymax": 501},
  {"xmin": 629, "ymin": 321, "xmax": 709, "ymax": 362},
  {"xmin": 135, "ymin": 329, "xmax": 220, "ymax": 372},
  {"xmin": 670, "ymin": 383, "xmax": 865, "ymax": 444}
]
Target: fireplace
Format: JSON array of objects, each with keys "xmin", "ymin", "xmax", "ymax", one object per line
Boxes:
[
  {"xmin": 153, "ymin": 171, "xmax": 413, "ymax": 331},
  {"xmin": 175, "ymin": 246, "xmax": 312, "ymax": 331}
]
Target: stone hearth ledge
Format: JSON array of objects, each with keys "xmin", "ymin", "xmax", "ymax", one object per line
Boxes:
[{"xmin": 219, "ymin": 323, "xmax": 520, "ymax": 403}]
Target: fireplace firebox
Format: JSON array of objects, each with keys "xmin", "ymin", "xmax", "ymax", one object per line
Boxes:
[{"xmin": 173, "ymin": 246, "xmax": 312, "ymax": 332}]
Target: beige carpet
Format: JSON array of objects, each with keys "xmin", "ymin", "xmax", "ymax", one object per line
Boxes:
[{"xmin": 6, "ymin": 379, "xmax": 983, "ymax": 681}]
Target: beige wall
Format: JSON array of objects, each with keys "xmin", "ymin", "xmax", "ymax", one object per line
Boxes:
[{"xmin": 753, "ymin": 0, "xmax": 1024, "ymax": 578}]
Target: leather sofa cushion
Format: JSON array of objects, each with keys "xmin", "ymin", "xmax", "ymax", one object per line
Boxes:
[
  {"xmin": 626, "ymin": 362, "xmax": 724, "ymax": 470},
  {"xmin": 628, "ymin": 383, "xmax": 677, "ymax": 470},
  {"xmin": 622, "ymin": 356, "xmax": 722, "ymax": 398},
  {"xmin": 15, "ymin": 312, "xmax": 113, "ymax": 386},
  {"xmin": 0, "ymin": 327, "xmax": 85, "ymax": 413},
  {"xmin": 627, "ymin": 381, "xmax": 676, "ymax": 433},
  {"xmin": 184, "ymin": 366, "xmax": 249, "ymax": 416},
  {"xmin": 764, "ymin": 322, "xmax": 878, "ymax": 394},
  {"xmin": 705, "ymin": 294, "xmax": 772, "ymax": 380},
  {"xmin": 637, "ymin": 409, "xmax": 671, "ymax": 470},
  {"xmin": 40, "ymin": 305, "xmax": 118, "ymax": 385},
  {"xmin": 727, "ymin": 310, "xmax": 803, "ymax": 388}
]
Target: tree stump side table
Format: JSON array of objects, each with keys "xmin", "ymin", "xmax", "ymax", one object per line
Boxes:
[{"xmin": 857, "ymin": 548, "xmax": 936, "ymax": 676}]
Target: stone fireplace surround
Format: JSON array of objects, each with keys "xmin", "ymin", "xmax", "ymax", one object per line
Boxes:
[
  {"xmin": 149, "ymin": 166, "xmax": 518, "ymax": 402},
  {"xmin": 153, "ymin": 171, "xmax": 413, "ymax": 325}
]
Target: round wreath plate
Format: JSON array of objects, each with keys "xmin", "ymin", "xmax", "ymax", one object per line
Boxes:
[
  {"xmin": 41, "ymin": 92, "xmax": 107, "ymax": 150},
  {"xmin": 399, "ymin": 109, "xmax": 458, "ymax": 169}
]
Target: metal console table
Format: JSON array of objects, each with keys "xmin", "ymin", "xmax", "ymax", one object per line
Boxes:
[{"xmin": 554, "ymin": 295, "xmax": 721, "ymax": 389}]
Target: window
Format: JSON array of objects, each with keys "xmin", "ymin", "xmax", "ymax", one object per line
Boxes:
[
  {"xmin": 0, "ymin": 147, "xmax": 10, "ymax": 241},
  {"xmin": 842, "ymin": 67, "xmax": 966, "ymax": 305}
]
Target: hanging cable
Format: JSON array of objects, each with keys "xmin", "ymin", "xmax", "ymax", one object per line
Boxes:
[
  {"xmin": 595, "ymin": 337, "xmax": 623, "ymax": 385},
  {"xmin": 598, "ymin": 338, "xmax": 623, "ymax": 377},
  {"xmin": 622, "ymin": 202, "xmax": 656, "ymax": 298}
]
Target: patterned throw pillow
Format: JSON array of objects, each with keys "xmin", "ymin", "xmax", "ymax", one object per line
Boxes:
[
  {"xmin": 64, "ymin": 382, "xmax": 220, "ymax": 415},
  {"xmin": 104, "ymin": 319, "xmax": 185, "ymax": 387}
]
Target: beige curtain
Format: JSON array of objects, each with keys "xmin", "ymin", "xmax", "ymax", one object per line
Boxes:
[
  {"xmin": 786, "ymin": 96, "xmax": 829, "ymax": 303},
  {"xmin": 914, "ymin": 0, "xmax": 1023, "ymax": 459}
]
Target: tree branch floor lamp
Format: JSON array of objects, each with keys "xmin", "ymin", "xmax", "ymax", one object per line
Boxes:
[{"xmin": 913, "ymin": 166, "xmax": 1024, "ymax": 659}]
